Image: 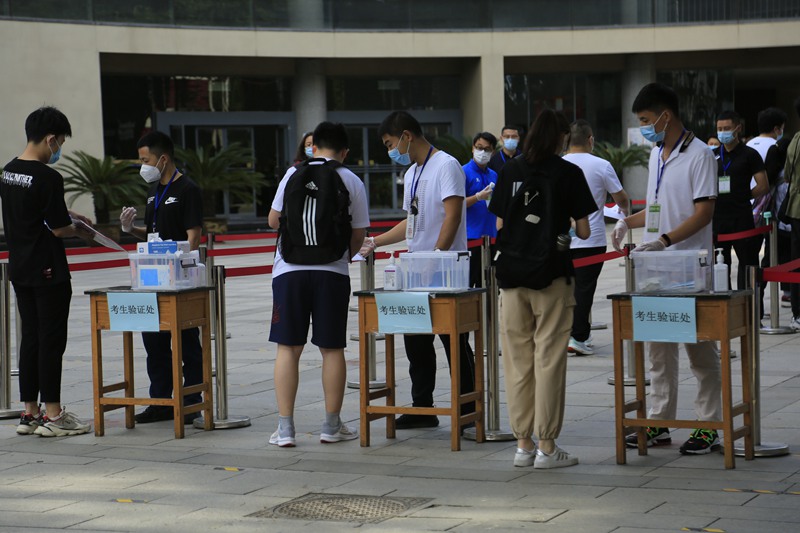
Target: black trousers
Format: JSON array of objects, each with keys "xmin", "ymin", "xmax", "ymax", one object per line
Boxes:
[
  {"xmin": 570, "ymin": 246, "xmax": 606, "ymax": 342},
  {"xmin": 713, "ymin": 217, "xmax": 761, "ymax": 290},
  {"xmin": 14, "ymin": 281, "xmax": 72, "ymax": 403},
  {"xmin": 141, "ymin": 328, "xmax": 203, "ymax": 405},
  {"xmin": 403, "ymin": 333, "xmax": 475, "ymax": 413}
]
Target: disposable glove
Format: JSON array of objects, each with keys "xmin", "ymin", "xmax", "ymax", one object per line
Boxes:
[
  {"xmin": 633, "ymin": 239, "xmax": 666, "ymax": 252},
  {"xmin": 611, "ymin": 219, "xmax": 628, "ymax": 252},
  {"xmin": 359, "ymin": 236, "xmax": 376, "ymax": 257},
  {"xmin": 120, "ymin": 206, "xmax": 137, "ymax": 233}
]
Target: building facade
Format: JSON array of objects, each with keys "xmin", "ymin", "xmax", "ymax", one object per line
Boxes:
[{"xmin": 1, "ymin": 0, "xmax": 799, "ymax": 222}]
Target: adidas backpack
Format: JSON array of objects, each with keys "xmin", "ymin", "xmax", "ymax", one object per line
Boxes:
[{"xmin": 278, "ymin": 158, "xmax": 352, "ymax": 265}]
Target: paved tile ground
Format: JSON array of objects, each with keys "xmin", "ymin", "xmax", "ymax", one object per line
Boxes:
[{"xmin": 2, "ymin": 226, "xmax": 800, "ymax": 532}]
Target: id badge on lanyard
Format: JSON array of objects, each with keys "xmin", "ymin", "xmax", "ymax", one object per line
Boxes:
[
  {"xmin": 646, "ymin": 204, "xmax": 661, "ymax": 233},
  {"xmin": 406, "ymin": 198, "xmax": 417, "ymax": 240},
  {"xmin": 718, "ymin": 175, "xmax": 731, "ymax": 194}
]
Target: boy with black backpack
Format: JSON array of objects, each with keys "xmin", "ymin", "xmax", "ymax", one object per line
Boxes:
[{"xmin": 266, "ymin": 122, "xmax": 369, "ymax": 447}]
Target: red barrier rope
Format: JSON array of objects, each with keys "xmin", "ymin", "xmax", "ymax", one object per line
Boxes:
[
  {"xmin": 213, "ymin": 232, "xmax": 276, "ymax": 242},
  {"xmin": 764, "ymin": 257, "xmax": 800, "ymax": 274},
  {"xmin": 207, "ymin": 245, "xmax": 276, "ymax": 257},
  {"xmin": 370, "ymin": 220, "xmax": 401, "ymax": 228},
  {"xmin": 225, "ymin": 265, "xmax": 273, "ymax": 277},
  {"xmin": 762, "ymin": 270, "xmax": 800, "ymax": 284},
  {"xmin": 69, "ymin": 258, "xmax": 129, "ymax": 272},
  {"xmin": 716, "ymin": 225, "xmax": 771, "ymax": 242},
  {"xmin": 573, "ymin": 249, "xmax": 627, "ymax": 268}
]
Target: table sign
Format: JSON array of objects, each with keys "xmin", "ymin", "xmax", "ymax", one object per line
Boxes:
[
  {"xmin": 107, "ymin": 292, "xmax": 160, "ymax": 331},
  {"xmin": 632, "ymin": 296, "xmax": 696, "ymax": 343},
  {"xmin": 374, "ymin": 291, "xmax": 432, "ymax": 334}
]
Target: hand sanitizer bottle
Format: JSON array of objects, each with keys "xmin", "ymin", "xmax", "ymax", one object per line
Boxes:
[
  {"xmin": 384, "ymin": 254, "xmax": 400, "ymax": 290},
  {"xmin": 713, "ymin": 248, "xmax": 728, "ymax": 292}
]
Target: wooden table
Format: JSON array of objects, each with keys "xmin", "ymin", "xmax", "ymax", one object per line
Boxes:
[
  {"xmin": 86, "ymin": 286, "xmax": 214, "ymax": 439},
  {"xmin": 608, "ymin": 290, "xmax": 754, "ymax": 468},
  {"xmin": 354, "ymin": 289, "xmax": 485, "ymax": 451}
]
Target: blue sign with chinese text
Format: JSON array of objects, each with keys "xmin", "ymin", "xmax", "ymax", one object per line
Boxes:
[
  {"xmin": 107, "ymin": 293, "xmax": 160, "ymax": 332},
  {"xmin": 632, "ymin": 296, "xmax": 696, "ymax": 343},
  {"xmin": 374, "ymin": 292, "xmax": 433, "ymax": 334}
]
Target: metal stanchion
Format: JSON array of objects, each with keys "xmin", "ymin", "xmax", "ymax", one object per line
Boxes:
[
  {"xmin": 199, "ymin": 244, "xmax": 216, "ymax": 378},
  {"xmin": 0, "ymin": 263, "xmax": 23, "ymax": 419},
  {"xmin": 347, "ymin": 253, "xmax": 386, "ymax": 389},
  {"xmin": 734, "ymin": 267, "xmax": 789, "ymax": 457},
  {"xmin": 609, "ymin": 202, "xmax": 649, "ymax": 386},
  {"xmin": 13, "ymin": 295, "xmax": 20, "ymax": 376},
  {"xmin": 206, "ymin": 233, "xmax": 231, "ymax": 341},
  {"xmin": 760, "ymin": 215, "xmax": 794, "ymax": 335},
  {"xmin": 194, "ymin": 265, "xmax": 250, "ymax": 430},
  {"xmin": 464, "ymin": 236, "xmax": 514, "ymax": 442}
]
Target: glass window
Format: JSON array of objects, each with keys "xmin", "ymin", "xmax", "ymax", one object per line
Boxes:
[
  {"xmin": 8, "ymin": 0, "xmax": 88, "ymax": 20},
  {"xmin": 327, "ymin": 77, "xmax": 460, "ymax": 111},
  {"xmin": 657, "ymin": 70, "xmax": 735, "ymax": 142},
  {"xmin": 172, "ymin": 0, "xmax": 253, "ymax": 27},
  {"xmin": 93, "ymin": 0, "xmax": 169, "ymax": 24}
]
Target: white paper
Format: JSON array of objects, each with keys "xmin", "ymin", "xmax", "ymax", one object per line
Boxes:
[
  {"xmin": 72, "ymin": 218, "xmax": 126, "ymax": 251},
  {"xmin": 603, "ymin": 205, "xmax": 626, "ymax": 221},
  {"xmin": 351, "ymin": 253, "xmax": 366, "ymax": 262}
]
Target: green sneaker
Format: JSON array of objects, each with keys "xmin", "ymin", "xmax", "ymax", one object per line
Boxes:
[
  {"xmin": 679, "ymin": 429, "xmax": 720, "ymax": 455},
  {"xmin": 625, "ymin": 426, "xmax": 671, "ymax": 448}
]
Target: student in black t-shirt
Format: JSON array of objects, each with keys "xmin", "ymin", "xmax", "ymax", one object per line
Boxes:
[
  {"xmin": 711, "ymin": 110, "xmax": 768, "ymax": 290},
  {"xmin": 487, "ymin": 125, "xmax": 523, "ymax": 176},
  {"xmin": 1, "ymin": 106, "xmax": 94, "ymax": 437},
  {"xmin": 119, "ymin": 131, "xmax": 204, "ymax": 424}
]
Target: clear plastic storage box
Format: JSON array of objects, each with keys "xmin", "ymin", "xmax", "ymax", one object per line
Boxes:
[
  {"xmin": 129, "ymin": 251, "xmax": 205, "ymax": 290},
  {"xmin": 631, "ymin": 249, "xmax": 710, "ymax": 293},
  {"xmin": 399, "ymin": 251, "xmax": 470, "ymax": 291}
]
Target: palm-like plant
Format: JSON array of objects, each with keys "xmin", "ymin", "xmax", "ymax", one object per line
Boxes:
[
  {"xmin": 433, "ymin": 134, "xmax": 473, "ymax": 165},
  {"xmin": 174, "ymin": 143, "xmax": 266, "ymax": 216},
  {"xmin": 592, "ymin": 142, "xmax": 651, "ymax": 178},
  {"xmin": 60, "ymin": 151, "xmax": 145, "ymax": 224}
]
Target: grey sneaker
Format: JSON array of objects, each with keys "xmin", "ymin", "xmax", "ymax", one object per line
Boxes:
[
  {"xmin": 16, "ymin": 411, "xmax": 43, "ymax": 435},
  {"xmin": 320, "ymin": 424, "xmax": 358, "ymax": 443},
  {"xmin": 534, "ymin": 446, "xmax": 579, "ymax": 469},
  {"xmin": 34, "ymin": 410, "xmax": 91, "ymax": 437},
  {"xmin": 269, "ymin": 424, "xmax": 296, "ymax": 447},
  {"xmin": 568, "ymin": 337, "xmax": 594, "ymax": 356},
  {"xmin": 513, "ymin": 447, "xmax": 536, "ymax": 467}
]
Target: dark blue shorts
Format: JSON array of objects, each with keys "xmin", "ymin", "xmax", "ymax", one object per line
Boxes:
[{"xmin": 269, "ymin": 270, "xmax": 351, "ymax": 349}]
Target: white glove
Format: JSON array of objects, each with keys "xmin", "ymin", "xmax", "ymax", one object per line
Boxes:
[
  {"xmin": 120, "ymin": 207, "xmax": 137, "ymax": 233},
  {"xmin": 476, "ymin": 184, "xmax": 493, "ymax": 201},
  {"xmin": 633, "ymin": 239, "xmax": 666, "ymax": 252},
  {"xmin": 611, "ymin": 219, "xmax": 628, "ymax": 252},
  {"xmin": 359, "ymin": 236, "xmax": 376, "ymax": 257}
]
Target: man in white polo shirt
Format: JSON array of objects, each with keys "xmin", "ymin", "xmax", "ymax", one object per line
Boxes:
[{"xmin": 612, "ymin": 83, "xmax": 721, "ymax": 455}]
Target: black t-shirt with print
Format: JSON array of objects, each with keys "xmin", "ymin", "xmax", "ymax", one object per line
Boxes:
[
  {"xmin": 1, "ymin": 158, "xmax": 72, "ymax": 286},
  {"xmin": 143, "ymin": 174, "xmax": 203, "ymax": 241},
  {"xmin": 712, "ymin": 143, "xmax": 765, "ymax": 220}
]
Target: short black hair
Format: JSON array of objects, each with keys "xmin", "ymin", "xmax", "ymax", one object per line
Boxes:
[
  {"xmin": 378, "ymin": 111, "xmax": 424, "ymax": 138},
  {"xmin": 25, "ymin": 106, "xmax": 72, "ymax": 143},
  {"xmin": 716, "ymin": 110, "xmax": 741, "ymax": 125},
  {"xmin": 757, "ymin": 107, "xmax": 788, "ymax": 134},
  {"xmin": 472, "ymin": 131, "xmax": 497, "ymax": 148},
  {"xmin": 500, "ymin": 125, "xmax": 521, "ymax": 137},
  {"xmin": 312, "ymin": 121, "xmax": 349, "ymax": 153},
  {"xmin": 631, "ymin": 82, "xmax": 681, "ymax": 120},
  {"xmin": 137, "ymin": 131, "xmax": 175, "ymax": 158},
  {"xmin": 569, "ymin": 119, "xmax": 593, "ymax": 147}
]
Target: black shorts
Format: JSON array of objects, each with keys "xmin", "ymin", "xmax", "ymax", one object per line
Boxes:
[{"xmin": 269, "ymin": 270, "xmax": 351, "ymax": 349}]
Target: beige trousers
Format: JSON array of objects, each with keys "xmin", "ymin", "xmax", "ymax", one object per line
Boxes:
[{"xmin": 499, "ymin": 278, "xmax": 574, "ymax": 440}]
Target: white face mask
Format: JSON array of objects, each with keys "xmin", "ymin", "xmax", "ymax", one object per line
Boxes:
[
  {"xmin": 473, "ymin": 149, "xmax": 491, "ymax": 166},
  {"xmin": 140, "ymin": 158, "xmax": 163, "ymax": 183}
]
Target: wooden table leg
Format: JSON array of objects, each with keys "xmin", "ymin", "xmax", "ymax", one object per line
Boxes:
[
  {"xmin": 450, "ymin": 327, "xmax": 461, "ymax": 452},
  {"xmin": 720, "ymin": 337, "xmax": 735, "ymax": 469},
  {"xmin": 201, "ymin": 312, "xmax": 213, "ymax": 431},
  {"xmin": 612, "ymin": 301, "xmax": 626, "ymax": 464},
  {"xmin": 635, "ymin": 341, "xmax": 648, "ymax": 456},
  {"xmin": 91, "ymin": 296, "xmax": 105, "ymax": 437},
  {"xmin": 740, "ymin": 328, "xmax": 755, "ymax": 460},
  {"xmin": 386, "ymin": 334, "xmax": 396, "ymax": 439},
  {"xmin": 123, "ymin": 332, "xmax": 135, "ymax": 429},
  {"xmin": 359, "ymin": 327, "xmax": 370, "ymax": 448},
  {"xmin": 474, "ymin": 309, "xmax": 485, "ymax": 444},
  {"xmin": 171, "ymin": 325, "xmax": 185, "ymax": 439}
]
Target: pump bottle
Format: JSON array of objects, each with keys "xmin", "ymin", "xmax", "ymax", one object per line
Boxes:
[
  {"xmin": 384, "ymin": 254, "xmax": 401, "ymax": 290},
  {"xmin": 713, "ymin": 248, "xmax": 728, "ymax": 292}
]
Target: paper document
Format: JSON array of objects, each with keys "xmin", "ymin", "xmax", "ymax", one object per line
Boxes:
[
  {"xmin": 603, "ymin": 205, "xmax": 626, "ymax": 221},
  {"xmin": 72, "ymin": 218, "xmax": 126, "ymax": 251}
]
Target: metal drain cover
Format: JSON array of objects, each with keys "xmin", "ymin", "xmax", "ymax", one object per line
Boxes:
[{"xmin": 249, "ymin": 493, "xmax": 432, "ymax": 523}]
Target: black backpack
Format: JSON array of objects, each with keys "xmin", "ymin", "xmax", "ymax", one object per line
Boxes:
[
  {"xmin": 278, "ymin": 158, "xmax": 352, "ymax": 265},
  {"xmin": 493, "ymin": 159, "xmax": 572, "ymax": 290}
]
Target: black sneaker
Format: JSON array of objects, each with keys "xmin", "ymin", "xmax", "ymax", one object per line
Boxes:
[
  {"xmin": 625, "ymin": 426, "xmax": 671, "ymax": 448},
  {"xmin": 134, "ymin": 406, "xmax": 173, "ymax": 424},
  {"xmin": 395, "ymin": 414, "xmax": 439, "ymax": 429},
  {"xmin": 679, "ymin": 429, "xmax": 720, "ymax": 455}
]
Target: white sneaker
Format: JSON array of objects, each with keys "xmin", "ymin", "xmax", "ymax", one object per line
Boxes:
[
  {"xmin": 513, "ymin": 447, "xmax": 536, "ymax": 467},
  {"xmin": 269, "ymin": 427, "xmax": 296, "ymax": 447},
  {"xmin": 585, "ymin": 334, "xmax": 594, "ymax": 347},
  {"xmin": 34, "ymin": 409, "xmax": 90, "ymax": 437},
  {"xmin": 534, "ymin": 446, "xmax": 579, "ymax": 469},
  {"xmin": 790, "ymin": 316, "xmax": 800, "ymax": 332},
  {"xmin": 320, "ymin": 423, "xmax": 358, "ymax": 443},
  {"xmin": 568, "ymin": 337, "xmax": 594, "ymax": 356}
]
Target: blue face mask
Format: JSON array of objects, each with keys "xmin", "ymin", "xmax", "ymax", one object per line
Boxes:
[
  {"xmin": 639, "ymin": 111, "xmax": 667, "ymax": 143},
  {"xmin": 388, "ymin": 135, "xmax": 411, "ymax": 166},
  {"xmin": 304, "ymin": 146, "xmax": 314, "ymax": 159},
  {"xmin": 503, "ymin": 137, "xmax": 518, "ymax": 151},
  {"xmin": 48, "ymin": 137, "xmax": 62, "ymax": 165},
  {"xmin": 777, "ymin": 130, "xmax": 784, "ymax": 142},
  {"xmin": 717, "ymin": 131, "xmax": 735, "ymax": 145}
]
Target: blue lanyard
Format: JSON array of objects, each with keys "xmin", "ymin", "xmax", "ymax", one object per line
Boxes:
[
  {"xmin": 409, "ymin": 146, "xmax": 433, "ymax": 215},
  {"xmin": 719, "ymin": 146, "xmax": 733, "ymax": 174},
  {"xmin": 152, "ymin": 169, "xmax": 178, "ymax": 232},
  {"xmin": 655, "ymin": 130, "xmax": 687, "ymax": 202}
]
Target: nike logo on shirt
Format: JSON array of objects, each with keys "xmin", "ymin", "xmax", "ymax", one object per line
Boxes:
[{"xmin": 164, "ymin": 197, "xmax": 178, "ymax": 205}]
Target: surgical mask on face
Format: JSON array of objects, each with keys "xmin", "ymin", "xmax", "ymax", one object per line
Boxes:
[
  {"xmin": 639, "ymin": 111, "xmax": 667, "ymax": 143},
  {"xmin": 717, "ymin": 131, "xmax": 735, "ymax": 145},
  {"xmin": 388, "ymin": 135, "xmax": 411, "ymax": 166},
  {"xmin": 48, "ymin": 138, "xmax": 62, "ymax": 165},
  {"xmin": 140, "ymin": 158, "xmax": 163, "ymax": 183},
  {"xmin": 304, "ymin": 146, "xmax": 314, "ymax": 158},
  {"xmin": 777, "ymin": 130, "xmax": 784, "ymax": 142},
  {"xmin": 473, "ymin": 149, "xmax": 491, "ymax": 166},
  {"xmin": 503, "ymin": 137, "xmax": 518, "ymax": 151}
]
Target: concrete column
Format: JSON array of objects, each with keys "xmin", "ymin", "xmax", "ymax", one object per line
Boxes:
[
  {"xmin": 462, "ymin": 55, "xmax": 505, "ymax": 140},
  {"xmin": 293, "ymin": 59, "xmax": 327, "ymax": 139},
  {"xmin": 620, "ymin": 53, "xmax": 656, "ymax": 202}
]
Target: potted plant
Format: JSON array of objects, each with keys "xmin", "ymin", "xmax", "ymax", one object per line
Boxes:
[
  {"xmin": 174, "ymin": 143, "xmax": 266, "ymax": 234},
  {"xmin": 592, "ymin": 141, "xmax": 650, "ymax": 181},
  {"xmin": 60, "ymin": 151, "xmax": 146, "ymax": 242}
]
